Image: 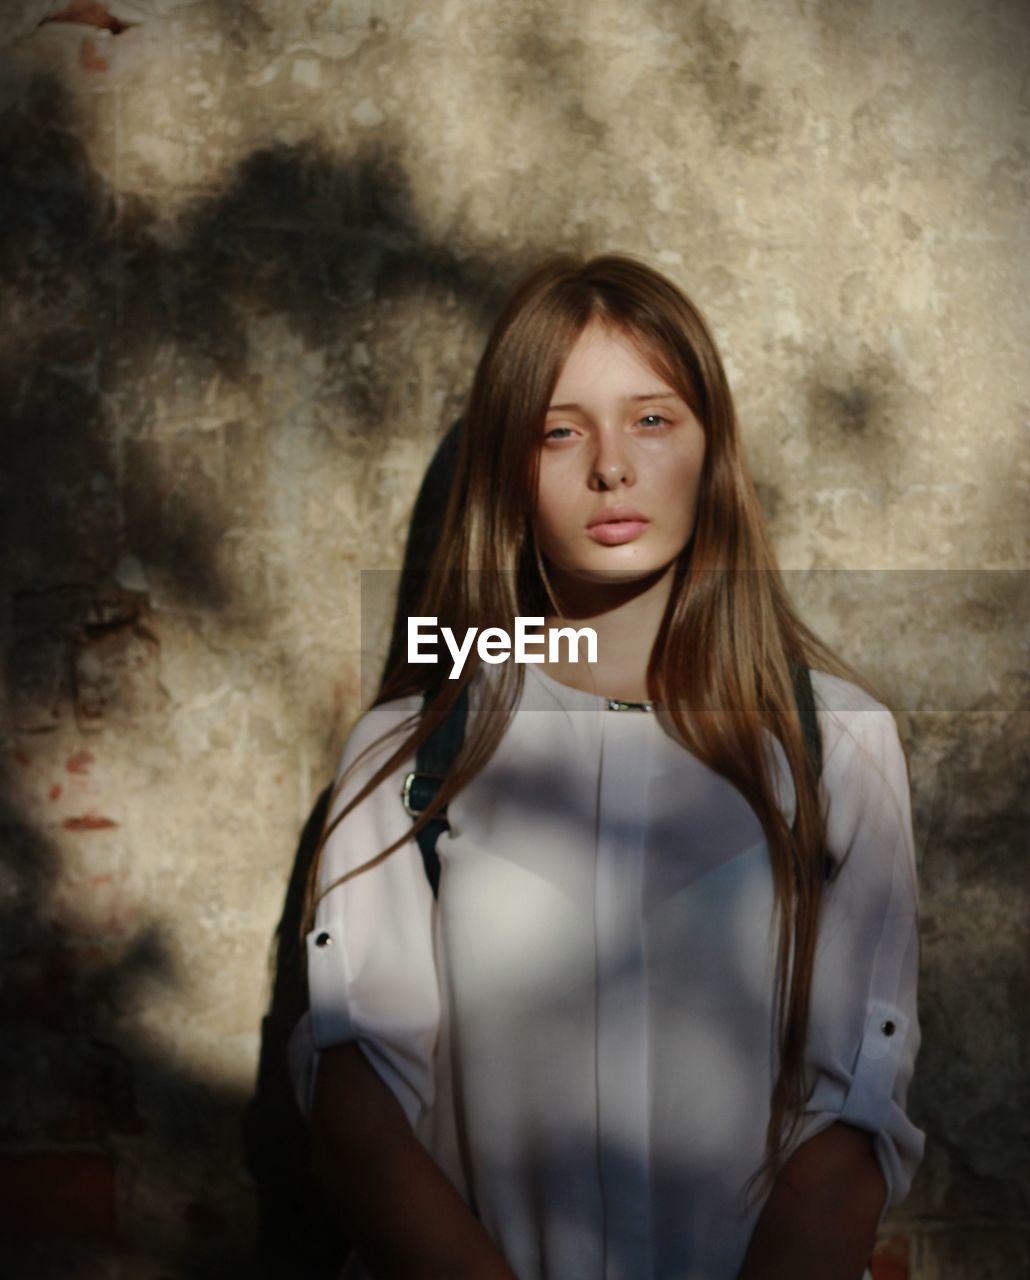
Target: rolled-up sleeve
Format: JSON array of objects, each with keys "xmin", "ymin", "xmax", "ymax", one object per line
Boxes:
[
  {"xmin": 287, "ymin": 697, "xmax": 441, "ymax": 1133},
  {"xmin": 791, "ymin": 683, "xmax": 925, "ymax": 1217}
]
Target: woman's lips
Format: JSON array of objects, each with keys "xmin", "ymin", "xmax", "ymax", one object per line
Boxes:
[{"xmin": 587, "ymin": 519, "xmax": 650, "ymax": 545}]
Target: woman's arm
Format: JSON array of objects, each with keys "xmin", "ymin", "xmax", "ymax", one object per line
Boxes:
[
  {"xmin": 738, "ymin": 681, "xmax": 924, "ymax": 1279},
  {"xmin": 736, "ymin": 1121, "xmax": 886, "ymax": 1280},
  {"xmin": 302, "ymin": 700, "xmax": 512, "ymax": 1275},
  {"xmin": 310, "ymin": 1041, "xmax": 517, "ymax": 1280}
]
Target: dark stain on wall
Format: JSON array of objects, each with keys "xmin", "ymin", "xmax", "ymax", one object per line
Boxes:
[
  {"xmin": 803, "ymin": 351, "xmax": 911, "ymax": 476},
  {"xmin": 753, "ymin": 479, "xmax": 782, "ymax": 526},
  {"xmin": 658, "ymin": 0, "xmax": 781, "ymax": 153},
  {"xmin": 813, "ymin": 380, "xmax": 877, "ymax": 438},
  {"xmin": 507, "ymin": 28, "xmax": 607, "ymax": 142}
]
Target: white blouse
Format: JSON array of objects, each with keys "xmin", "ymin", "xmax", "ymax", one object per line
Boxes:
[{"xmin": 289, "ymin": 663, "xmax": 924, "ymax": 1280}]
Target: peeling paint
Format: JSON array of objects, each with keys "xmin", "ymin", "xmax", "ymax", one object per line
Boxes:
[
  {"xmin": 43, "ymin": 3, "xmax": 134, "ymax": 36},
  {"xmin": 65, "ymin": 751, "xmax": 95, "ymax": 775}
]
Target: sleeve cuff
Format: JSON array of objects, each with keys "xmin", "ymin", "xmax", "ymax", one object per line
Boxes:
[
  {"xmin": 837, "ymin": 999, "xmax": 910, "ymax": 1133},
  {"xmin": 801, "ymin": 997, "xmax": 925, "ymax": 1215},
  {"xmin": 304, "ymin": 909, "xmax": 438, "ymax": 1131}
]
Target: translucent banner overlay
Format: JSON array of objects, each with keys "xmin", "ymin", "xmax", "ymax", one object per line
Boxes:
[{"xmin": 359, "ymin": 569, "xmax": 1028, "ymax": 715}]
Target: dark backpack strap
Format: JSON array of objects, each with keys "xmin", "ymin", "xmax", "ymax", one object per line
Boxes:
[
  {"xmin": 791, "ymin": 664, "xmax": 823, "ymax": 781},
  {"xmin": 790, "ymin": 663, "xmax": 835, "ymax": 880},
  {"xmin": 403, "ymin": 686, "xmax": 469, "ymax": 898},
  {"xmin": 405, "ymin": 673, "xmax": 824, "ymax": 892}
]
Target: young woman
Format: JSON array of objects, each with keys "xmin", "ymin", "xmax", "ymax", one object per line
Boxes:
[{"xmin": 289, "ymin": 254, "xmax": 924, "ymax": 1279}]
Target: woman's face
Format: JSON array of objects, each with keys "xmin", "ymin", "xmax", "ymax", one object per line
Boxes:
[{"xmin": 533, "ymin": 319, "xmax": 706, "ymax": 610}]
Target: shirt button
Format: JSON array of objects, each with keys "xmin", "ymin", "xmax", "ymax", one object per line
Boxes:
[
  {"xmin": 315, "ymin": 931, "xmax": 333, "ymax": 948},
  {"xmin": 881, "ymin": 1019, "xmax": 896, "ymax": 1036}
]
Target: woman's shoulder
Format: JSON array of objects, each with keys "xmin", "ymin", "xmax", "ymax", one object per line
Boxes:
[
  {"xmin": 808, "ymin": 672, "xmax": 917, "ymax": 912},
  {"xmin": 809, "ymin": 668, "xmax": 892, "ymax": 717},
  {"xmin": 809, "ymin": 669, "xmax": 903, "ymax": 760},
  {"xmin": 334, "ymin": 691, "xmax": 424, "ymax": 781},
  {"xmin": 349, "ymin": 691, "xmax": 424, "ymax": 734},
  {"xmin": 808, "ymin": 670, "xmax": 912, "ymax": 841}
]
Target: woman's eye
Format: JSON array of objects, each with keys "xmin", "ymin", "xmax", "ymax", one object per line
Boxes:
[
  {"xmin": 638, "ymin": 414, "xmax": 669, "ymax": 429},
  {"xmin": 543, "ymin": 425, "xmax": 574, "ymax": 441}
]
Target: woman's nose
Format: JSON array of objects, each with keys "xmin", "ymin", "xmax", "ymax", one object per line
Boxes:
[{"xmin": 589, "ymin": 432, "xmax": 634, "ymax": 490}]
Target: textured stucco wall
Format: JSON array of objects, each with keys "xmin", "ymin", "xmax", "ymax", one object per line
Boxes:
[{"xmin": 0, "ymin": 0, "xmax": 1027, "ymax": 1275}]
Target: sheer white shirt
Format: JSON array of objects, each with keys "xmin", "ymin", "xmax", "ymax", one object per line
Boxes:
[{"xmin": 289, "ymin": 663, "xmax": 924, "ymax": 1280}]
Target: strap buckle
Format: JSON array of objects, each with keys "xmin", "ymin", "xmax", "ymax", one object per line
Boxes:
[{"xmin": 402, "ymin": 770, "xmax": 445, "ymax": 817}]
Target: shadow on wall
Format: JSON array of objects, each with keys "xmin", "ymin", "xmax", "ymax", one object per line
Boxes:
[
  {"xmin": 245, "ymin": 415, "xmax": 464, "ymax": 1276},
  {"xmin": 0, "ymin": 66, "xmax": 525, "ymax": 1277}
]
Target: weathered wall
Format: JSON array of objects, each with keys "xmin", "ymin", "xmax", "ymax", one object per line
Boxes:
[{"xmin": 0, "ymin": 0, "xmax": 1026, "ymax": 1275}]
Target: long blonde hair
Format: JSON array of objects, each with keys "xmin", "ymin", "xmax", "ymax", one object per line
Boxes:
[{"xmin": 303, "ymin": 252, "xmax": 888, "ymax": 1193}]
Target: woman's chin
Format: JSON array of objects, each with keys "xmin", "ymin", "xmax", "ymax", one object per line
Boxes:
[{"xmin": 542, "ymin": 560, "xmax": 676, "ymax": 613}]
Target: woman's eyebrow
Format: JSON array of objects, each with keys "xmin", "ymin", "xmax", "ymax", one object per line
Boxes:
[{"xmin": 547, "ymin": 391, "xmax": 682, "ymax": 410}]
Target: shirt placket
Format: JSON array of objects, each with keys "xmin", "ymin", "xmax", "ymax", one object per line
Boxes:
[{"xmin": 595, "ymin": 706, "xmax": 655, "ymax": 1280}]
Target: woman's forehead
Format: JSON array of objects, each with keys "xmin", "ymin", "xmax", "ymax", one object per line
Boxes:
[{"xmin": 551, "ymin": 319, "xmax": 684, "ymax": 403}]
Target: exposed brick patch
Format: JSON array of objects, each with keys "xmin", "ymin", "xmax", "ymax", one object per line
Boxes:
[
  {"xmin": 10, "ymin": 584, "xmax": 161, "ymax": 733},
  {"xmin": 63, "ymin": 814, "xmax": 118, "ymax": 831},
  {"xmin": 0, "ymin": 1151, "xmax": 117, "ymax": 1239},
  {"xmin": 72, "ymin": 597, "xmax": 163, "ymax": 726},
  {"xmin": 872, "ymin": 1234, "xmax": 909, "ymax": 1280},
  {"xmin": 49, "ymin": 783, "xmax": 62, "ymax": 800}
]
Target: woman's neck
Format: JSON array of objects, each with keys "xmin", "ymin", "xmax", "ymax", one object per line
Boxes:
[{"xmin": 540, "ymin": 565, "xmax": 675, "ymax": 702}]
